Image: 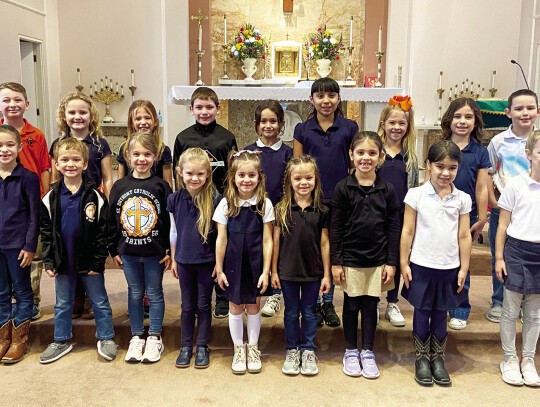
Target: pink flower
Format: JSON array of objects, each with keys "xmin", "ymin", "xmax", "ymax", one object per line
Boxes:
[{"xmin": 262, "ymin": 54, "xmax": 265, "ymax": 59}]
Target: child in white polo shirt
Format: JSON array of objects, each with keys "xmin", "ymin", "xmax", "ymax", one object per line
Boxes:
[
  {"xmin": 495, "ymin": 131, "xmax": 540, "ymax": 387},
  {"xmin": 400, "ymin": 140, "xmax": 472, "ymax": 387}
]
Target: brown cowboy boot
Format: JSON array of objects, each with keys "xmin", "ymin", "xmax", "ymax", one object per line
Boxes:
[
  {"xmin": 2, "ymin": 319, "xmax": 30, "ymax": 364},
  {"xmin": 0, "ymin": 320, "xmax": 12, "ymax": 359}
]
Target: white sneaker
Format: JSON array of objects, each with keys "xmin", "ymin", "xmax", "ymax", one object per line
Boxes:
[
  {"xmin": 247, "ymin": 344, "xmax": 262, "ymax": 373},
  {"xmin": 500, "ymin": 355, "xmax": 523, "ymax": 386},
  {"xmin": 141, "ymin": 336, "xmax": 164, "ymax": 363},
  {"xmin": 232, "ymin": 344, "xmax": 247, "ymax": 374},
  {"xmin": 449, "ymin": 317, "xmax": 467, "ymax": 330},
  {"xmin": 125, "ymin": 336, "xmax": 145, "ymax": 363},
  {"xmin": 385, "ymin": 303, "xmax": 406, "ymax": 327},
  {"xmin": 261, "ymin": 294, "xmax": 281, "ymax": 317},
  {"xmin": 376, "ymin": 305, "xmax": 381, "ymax": 325},
  {"xmin": 300, "ymin": 350, "xmax": 319, "ymax": 376},
  {"xmin": 521, "ymin": 357, "xmax": 540, "ymax": 387}
]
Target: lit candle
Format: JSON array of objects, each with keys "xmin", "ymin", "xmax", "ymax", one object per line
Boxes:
[
  {"xmin": 116, "ymin": 82, "xmax": 119, "ymax": 92},
  {"xmin": 224, "ymin": 15, "xmax": 227, "ymax": 44},
  {"xmin": 110, "ymin": 78, "xmax": 113, "ymax": 88},
  {"xmin": 121, "ymin": 85, "xmax": 124, "ymax": 96},
  {"xmin": 77, "ymin": 68, "xmax": 81, "ymax": 86},
  {"xmin": 349, "ymin": 16, "xmax": 353, "ymax": 48},
  {"xmin": 449, "ymin": 87, "xmax": 453, "ymax": 98},
  {"xmin": 198, "ymin": 23, "xmax": 203, "ymax": 50},
  {"xmin": 439, "ymin": 71, "xmax": 443, "ymax": 89},
  {"xmin": 378, "ymin": 25, "xmax": 382, "ymax": 52},
  {"xmin": 491, "ymin": 70, "xmax": 496, "ymax": 88},
  {"xmin": 131, "ymin": 69, "xmax": 135, "ymax": 86},
  {"xmin": 90, "ymin": 84, "xmax": 93, "ymax": 93}
]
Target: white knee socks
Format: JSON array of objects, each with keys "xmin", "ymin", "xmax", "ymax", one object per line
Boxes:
[
  {"xmin": 247, "ymin": 312, "xmax": 261, "ymax": 346},
  {"xmin": 229, "ymin": 313, "xmax": 244, "ymax": 346}
]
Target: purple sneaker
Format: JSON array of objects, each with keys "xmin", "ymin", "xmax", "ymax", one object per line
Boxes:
[
  {"xmin": 360, "ymin": 350, "xmax": 380, "ymax": 379},
  {"xmin": 343, "ymin": 349, "xmax": 362, "ymax": 377}
]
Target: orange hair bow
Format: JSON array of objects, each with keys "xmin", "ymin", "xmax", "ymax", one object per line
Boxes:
[{"xmin": 388, "ymin": 95, "xmax": 413, "ymax": 112}]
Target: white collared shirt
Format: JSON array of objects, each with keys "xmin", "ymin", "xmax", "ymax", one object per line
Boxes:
[
  {"xmin": 498, "ymin": 172, "xmax": 540, "ymax": 243},
  {"xmin": 212, "ymin": 194, "xmax": 275, "ymax": 225},
  {"xmin": 256, "ymin": 138, "xmax": 283, "ymax": 151},
  {"xmin": 404, "ymin": 181, "xmax": 472, "ymax": 269}
]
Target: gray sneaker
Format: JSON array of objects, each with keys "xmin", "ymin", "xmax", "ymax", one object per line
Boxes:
[
  {"xmin": 282, "ymin": 348, "xmax": 300, "ymax": 375},
  {"xmin": 98, "ymin": 339, "xmax": 118, "ymax": 361},
  {"xmin": 301, "ymin": 350, "xmax": 319, "ymax": 376},
  {"xmin": 40, "ymin": 342, "xmax": 73, "ymax": 364},
  {"xmin": 487, "ymin": 304, "xmax": 503, "ymax": 323}
]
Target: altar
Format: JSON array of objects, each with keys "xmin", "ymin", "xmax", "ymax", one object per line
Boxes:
[{"xmin": 169, "ymin": 85, "xmax": 405, "ymax": 147}]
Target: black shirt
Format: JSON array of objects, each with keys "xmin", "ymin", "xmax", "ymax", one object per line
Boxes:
[
  {"xmin": 277, "ymin": 203, "xmax": 329, "ymax": 282},
  {"xmin": 330, "ymin": 172, "xmax": 401, "ymax": 267},
  {"xmin": 173, "ymin": 121, "xmax": 238, "ymax": 193}
]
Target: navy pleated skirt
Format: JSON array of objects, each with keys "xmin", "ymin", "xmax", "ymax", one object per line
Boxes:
[
  {"xmin": 401, "ymin": 263, "xmax": 465, "ymax": 312},
  {"xmin": 503, "ymin": 236, "xmax": 540, "ymax": 295}
]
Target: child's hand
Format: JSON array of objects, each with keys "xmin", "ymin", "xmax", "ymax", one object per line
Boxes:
[
  {"xmin": 217, "ymin": 272, "xmax": 229, "ymax": 290},
  {"xmin": 113, "ymin": 255, "xmax": 123, "ymax": 269},
  {"xmin": 401, "ymin": 264, "xmax": 412, "ymax": 289},
  {"xmin": 18, "ymin": 250, "xmax": 35, "ymax": 268},
  {"xmin": 159, "ymin": 254, "xmax": 172, "ymax": 273},
  {"xmin": 332, "ymin": 265, "xmax": 345, "ymax": 285},
  {"xmin": 382, "ymin": 265, "xmax": 395, "ymax": 285},
  {"xmin": 46, "ymin": 269, "xmax": 57, "ymax": 278},
  {"xmin": 470, "ymin": 220, "xmax": 486, "ymax": 242},
  {"xmin": 257, "ymin": 273, "xmax": 269, "ymax": 295},
  {"xmin": 271, "ymin": 273, "xmax": 281, "ymax": 290},
  {"xmin": 171, "ymin": 260, "xmax": 179, "ymax": 279},
  {"xmin": 495, "ymin": 259, "xmax": 507, "ymax": 283},
  {"xmin": 320, "ymin": 276, "xmax": 331, "ymax": 294},
  {"xmin": 87, "ymin": 271, "xmax": 98, "ymax": 276},
  {"xmin": 457, "ymin": 269, "xmax": 467, "ymax": 293}
]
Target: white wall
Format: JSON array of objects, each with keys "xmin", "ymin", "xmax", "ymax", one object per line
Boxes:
[{"xmin": 387, "ymin": 0, "xmax": 523, "ymax": 125}]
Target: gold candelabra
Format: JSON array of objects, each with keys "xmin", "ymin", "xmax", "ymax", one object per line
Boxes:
[
  {"xmin": 448, "ymin": 78, "xmax": 483, "ymax": 101},
  {"xmin": 346, "ymin": 47, "xmax": 354, "ymax": 82},
  {"xmin": 374, "ymin": 51, "xmax": 385, "ymax": 88},
  {"xmin": 90, "ymin": 76, "xmax": 124, "ymax": 123}
]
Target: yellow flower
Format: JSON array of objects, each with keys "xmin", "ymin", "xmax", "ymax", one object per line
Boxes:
[
  {"xmin": 257, "ymin": 40, "xmax": 262, "ymax": 44},
  {"xmin": 236, "ymin": 43, "xmax": 242, "ymax": 50},
  {"xmin": 324, "ymin": 30, "xmax": 331, "ymax": 35},
  {"xmin": 313, "ymin": 43, "xmax": 319, "ymax": 49}
]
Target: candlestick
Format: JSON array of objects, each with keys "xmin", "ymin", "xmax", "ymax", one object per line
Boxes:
[
  {"xmin": 374, "ymin": 51, "xmax": 385, "ymax": 88},
  {"xmin": 116, "ymin": 82, "xmax": 119, "ymax": 92},
  {"xmin": 121, "ymin": 85, "xmax": 124, "ymax": 96},
  {"xmin": 128, "ymin": 85, "xmax": 136, "ymax": 102},
  {"xmin": 221, "ymin": 45, "xmax": 230, "ymax": 80},
  {"xmin": 198, "ymin": 24, "xmax": 202, "ymax": 50},
  {"xmin": 346, "ymin": 46, "xmax": 354, "ymax": 82},
  {"xmin": 349, "ymin": 16, "xmax": 353, "ymax": 48},
  {"xmin": 439, "ymin": 71, "xmax": 443, "ymax": 89},
  {"xmin": 435, "ymin": 88, "xmax": 445, "ymax": 126},
  {"xmin": 397, "ymin": 65, "xmax": 402, "ymax": 88},
  {"xmin": 77, "ymin": 68, "xmax": 81, "ymax": 86},
  {"xmin": 491, "ymin": 70, "xmax": 496, "ymax": 89},
  {"xmin": 131, "ymin": 69, "xmax": 135, "ymax": 86},
  {"xmin": 224, "ymin": 15, "xmax": 227, "ymax": 44},
  {"xmin": 378, "ymin": 25, "xmax": 382, "ymax": 53},
  {"xmin": 191, "ymin": 9, "xmax": 208, "ymax": 86}
]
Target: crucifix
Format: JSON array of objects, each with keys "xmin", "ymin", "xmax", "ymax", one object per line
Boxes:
[{"xmin": 191, "ymin": 8, "xmax": 208, "ymax": 86}]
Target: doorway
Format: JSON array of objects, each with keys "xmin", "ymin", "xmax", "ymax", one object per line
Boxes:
[{"xmin": 19, "ymin": 38, "xmax": 45, "ymax": 131}]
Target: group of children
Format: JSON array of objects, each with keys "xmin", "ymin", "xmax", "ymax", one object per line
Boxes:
[{"xmin": 1, "ymin": 79, "xmax": 539, "ymax": 388}]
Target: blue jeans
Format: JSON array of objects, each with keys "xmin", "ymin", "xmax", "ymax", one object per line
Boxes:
[
  {"xmin": 449, "ymin": 215, "xmax": 477, "ymax": 320},
  {"xmin": 121, "ymin": 255, "xmax": 165, "ymax": 336},
  {"xmin": 281, "ymin": 280, "xmax": 320, "ymax": 350},
  {"xmin": 0, "ymin": 248, "xmax": 33, "ymax": 326},
  {"xmin": 489, "ymin": 208, "xmax": 504, "ymax": 306},
  {"xmin": 54, "ymin": 272, "xmax": 114, "ymax": 341}
]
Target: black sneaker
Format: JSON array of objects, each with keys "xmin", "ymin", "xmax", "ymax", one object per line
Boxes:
[
  {"xmin": 213, "ymin": 299, "xmax": 229, "ymax": 318},
  {"xmin": 321, "ymin": 302, "xmax": 341, "ymax": 327},
  {"xmin": 316, "ymin": 304, "xmax": 324, "ymax": 327}
]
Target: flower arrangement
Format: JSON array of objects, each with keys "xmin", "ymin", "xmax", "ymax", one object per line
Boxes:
[
  {"xmin": 305, "ymin": 27, "xmax": 344, "ymax": 61},
  {"xmin": 228, "ymin": 23, "xmax": 266, "ymax": 61}
]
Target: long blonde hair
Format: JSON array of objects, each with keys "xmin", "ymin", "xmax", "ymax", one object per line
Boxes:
[
  {"xmin": 56, "ymin": 93, "xmax": 103, "ymax": 139},
  {"xmin": 275, "ymin": 155, "xmax": 326, "ymax": 235},
  {"xmin": 377, "ymin": 104, "xmax": 418, "ymax": 172},
  {"xmin": 176, "ymin": 148, "xmax": 217, "ymax": 243},
  {"xmin": 224, "ymin": 151, "xmax": 267, "ymax": 217},
  {"xmin": 125, "ymin": 100, "xmax": 164, "ymax": 160}
]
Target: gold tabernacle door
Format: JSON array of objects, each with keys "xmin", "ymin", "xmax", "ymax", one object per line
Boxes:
[{"xmin": 271, "ymin": 41, "xmax": 302, "ymax": 80}]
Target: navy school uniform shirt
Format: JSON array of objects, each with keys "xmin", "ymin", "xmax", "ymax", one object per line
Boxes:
[
  {"xmin": 0, "ymin": 163, "xmax": 40, "ymax": 252},
  {"xmin": 50, "ymin": 133, "xmax": 112, "ymax": 188},
  {"xmin": 330, "ymin": 172, "xmax": 401, "ymax": 268},
  {"xmin": 378, "ymin": 150, "xmax": 408, "ymax": 213},
  {"xmin": 166, "ymin": 188, "xmax": 221, "ymax": 264},
  {"xmin": 108, "ymin": 174, "xmax": 172, "ymax": 258},
  {"xmin": 173, "ymin": 121, "xmax": 238, "ymax": 194},
  {"xmin": 293, "ymin": 115, "xmax": 358, "ymax": 201},
  {"xmin": 59, "ymin": 182, "xmax": 82, "ymax": 274},
  {"xmin": 277, "ymin": 203, "xmax": 330, "ymax": 282},
  {"xmin": 244, "ymin": 139, "xmax": 293, "ymax": 205},
  {"xmin": 116, "ymin": 142, "xmax": 173, "ymax": 180},
  {"xmin": 445, "ymin": 138, "xmax": 491, "ymax": 218}
]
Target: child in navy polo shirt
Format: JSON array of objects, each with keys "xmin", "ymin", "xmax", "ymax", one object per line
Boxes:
[
  {"xmin": 0, "ymin": 124, "xmax": 40, "ymax": 364},
  {"xmin": 439, "ymin": 98, "xmax": 490, "ymax": 331},
  {"xmin": 173, "ymin": 87, "xmax": 238, "ymax": 319},
  {"xmin": 294, "ymin": 78, "xmax": 358, "ymax": 328},
  {"xmin": 245, "ymin": 100, "xmax": 292, "ymax": 318},
  {"xmin": 168, "ymin": 148, "xmax": 221, "ymax": 369},
  {"xmin": 272, "ymin": 155, "xmax": 331, "ymax": 376},
  {"xmin": 39, "ymin": 138, "xmax": 116, "ymax": 364}
]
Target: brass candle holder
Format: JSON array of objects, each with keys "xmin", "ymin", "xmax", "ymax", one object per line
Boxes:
[
  {"xmin": 489, "ymin": 87, "xmax": 497, "ymax": 98},
  {"xmin": 374, "ymin": 51, "xmax": 385, "ymax": 88},
  {"xmin": 346, "ymin": 46, "xmax": 354, "ymax": 81},
  {"xmin": 192, "ymin": 9, "xmax": 208, "ymax": 86},
  {"xmin": 435, "ymin": 88, "xmax": 444, "ymax": 126},
  {"xmin": 90, "ymin": 76, "xmax": 125, "ymax": 123},
  {"xmin": 221, "ymin": 45, "xmax": 230, "ymax": 80},
  {"xmin": 397, "ymin": 65, "xmax": 403, "ymax": 88}
]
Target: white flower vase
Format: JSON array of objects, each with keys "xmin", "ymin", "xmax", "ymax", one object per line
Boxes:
[
  {"xmin": 241, "ymin": 58, "xmax": 258, "ymax": 81},
  {"xmin": 316, "ymin": 58, "xmax": 332, "ymax": 78}
]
